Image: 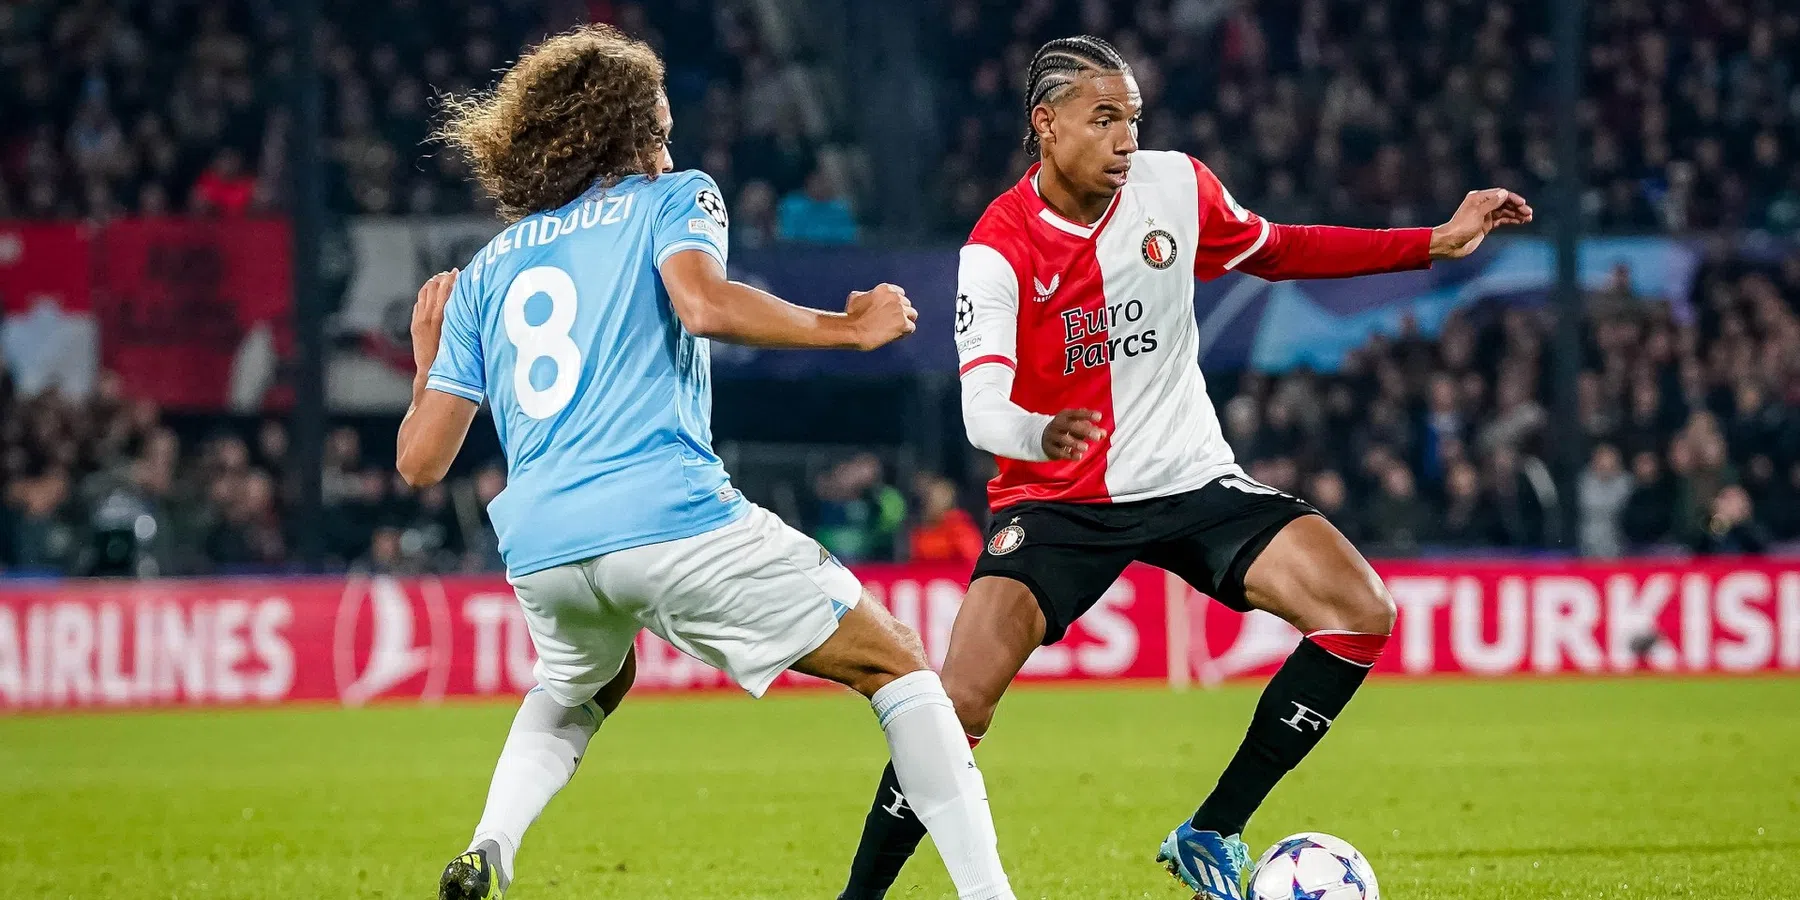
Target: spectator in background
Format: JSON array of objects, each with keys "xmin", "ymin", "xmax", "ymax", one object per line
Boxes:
[
  {"xmin": 461, "ymin": 464, "xmax": 507, "ymax": 572},
  {"xmin": 732, "ymin": 180, "xmax": 779, "ymax": 250},
  {"xmin": 1669, "ymin": 425, "xmax": 1735, "ymax": 545},
  {"xmin": 1440, "ymin": 459, "xmax": 1496, "ymax": 548},
  {"xmin": 1578, "ymin": 443, "xmax": 1633, "ymax": 558},
  {"xmin": 1621, "ymin": 451, "xmax": 1675, "ymax": 547},
  {"xmin": 321, "ymin": 427, "xmax": 365, "ymax": 506},
  {"xmin": 5, "ymin": 465, "xmax": 74, "ymax": 571},
  {"xmin": 1419, "ymin": 373, "xmax": 1466, "ymax": 486},
  {"xmin": 1303, "ymin": 469, "xmax": 1360, "ymax": 545},
  {"xmin": 1691, "ymin": 485, "xmax": 1769, "ymax": 555},
  {"xmin": 354, "ymin": 525, "xmax": 417, "ymax": 575},
  {"xmin": 256, "ymin": 419, "xmax": 290, "ymax": 473},
  {"xmin": 1365, "ymin": 465, "xmax": 1430, "ymax": 555},
  {"xmin": 189, "ymin": 149, "xmax": 257, "ymax": 216},
  {"xmin": 1487, "ymin": 445, "xmax": 1552, "ymax": 548},
  {"xmin": 1478, "ymin": 370, "xmax": 1548, "ymax": 453},
  {"xmin": 908, "ymin": 474, "xmax": 983, "ymax": 564},
  {"xmin": 1765, "ymin": 462, "xmax": 1800, "ymax": 542},
  {"xmin": 80, "ymin": 428, "xmax": 196, "ymax": 576},
  {"xmin": 777, "ymin": 164, "xmax": 859, "ymax": 245},
  {"xmin": 204, "ymin": 468, "xmax": 286, "ymax": 569},
  {"xmin": 810, "ymin": 454, "xmax": 905, "ymax": 562},
  {"xmin": 395, "ymin": 482, "xmax": 464, "ymax": 572}
]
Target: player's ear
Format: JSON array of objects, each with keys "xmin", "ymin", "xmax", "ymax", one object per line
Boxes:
[{"xmin": 1031, "ymin": 104, "xmax": 1054, "ymax": 153}]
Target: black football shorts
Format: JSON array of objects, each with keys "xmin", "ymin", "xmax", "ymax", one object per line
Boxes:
[{"xmin": 970, "ymin": 474, "xmax": 1320, "ymax": 644}]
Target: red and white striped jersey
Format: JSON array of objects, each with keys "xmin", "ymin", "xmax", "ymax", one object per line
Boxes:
[{"xmin": 955, "ymin": 150, "xmax": 1433, "ymax": 511}]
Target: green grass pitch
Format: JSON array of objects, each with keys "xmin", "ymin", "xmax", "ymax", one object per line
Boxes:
[{"xmin": 2, "ymin": 677, "xmax": 1796, "ymax": 899}]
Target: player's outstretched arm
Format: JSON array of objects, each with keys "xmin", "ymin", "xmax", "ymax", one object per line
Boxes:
[
  {"xmin": 660, "ymin": 249, "xmax": 916, "ymax": 351},
  {"xmin": 397, "ymin": 269, "xmax": 479, "ymax": 488},
  {"xmin": 1235, "ymin": 188, "xmax": 1533, "ymax": 282}
]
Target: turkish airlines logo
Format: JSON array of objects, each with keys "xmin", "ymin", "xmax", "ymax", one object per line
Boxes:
[
  {"xmin": 333, "ymin": 576, "xmax": 453, "ymax": 705},
  {"xmin": 1190, "ymin": 605, "xmax": 1302, "ymax": 684},
  {"xmin": 1032, "ymin": 274, "xmax": 1060, "ymax": 302}
]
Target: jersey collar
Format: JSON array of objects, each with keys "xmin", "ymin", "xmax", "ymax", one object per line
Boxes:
[{"xmin": 1020, "ymin": 163, "xmax": 1123, "ymax": 240}]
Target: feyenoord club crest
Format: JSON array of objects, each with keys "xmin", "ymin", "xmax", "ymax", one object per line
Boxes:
[
  {"xmin": 988, "ymin": 520, "xmax": 1026, "ymax": 556},
  {"xmin": 1141, "ymin": 229, "xmax": 1177, "ymax": 269}
]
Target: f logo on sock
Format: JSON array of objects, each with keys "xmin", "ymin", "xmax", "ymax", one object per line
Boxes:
[
  {"xmin": 881, "ymin": 788, "xmax": 911, "ymax": 818},
  {"xmin": 1280, "ymin": 702, "xmax": 1333, "ymax": 733}
]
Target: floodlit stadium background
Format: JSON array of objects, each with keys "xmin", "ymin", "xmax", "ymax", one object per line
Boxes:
[{"xmin": 0, "ymin": 2, "xmax": 1796, "ymax": 897}]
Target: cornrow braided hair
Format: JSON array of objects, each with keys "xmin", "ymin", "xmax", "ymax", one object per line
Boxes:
[{"xmin": 1022, "ymin": 35, "xmax": 1130, "ymax": 158}]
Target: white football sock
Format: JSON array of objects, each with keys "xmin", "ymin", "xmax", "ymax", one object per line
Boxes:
[
  {"xmin": 468, "ymin": 687, "xmax": 603, "ymax": 888},
  {"xmin": 871, "ymin": 670, "xmax": 1014, "ymax": 900}
]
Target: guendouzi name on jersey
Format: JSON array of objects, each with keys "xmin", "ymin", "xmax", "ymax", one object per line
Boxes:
[
  {"xmin": 426, "ymin": 170, "xmax": 747, "ymax": 576},
  {"xmin": 954, "ymin": 150, "xmax": 1274, "ymax": 510}
]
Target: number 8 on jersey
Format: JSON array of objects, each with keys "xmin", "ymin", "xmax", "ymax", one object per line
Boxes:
[{"xmin": 503, "ymin": 265, "xmax": 582, "ymax": 419}]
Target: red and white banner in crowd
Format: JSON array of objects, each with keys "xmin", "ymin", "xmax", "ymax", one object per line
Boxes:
[
  {"xmin": 0, "ymin": 222, "xmax": 99, "ymax": 399},
  {"xmin": 0, "ymin": 219, "xmax": 293, "ymax": 410},
  {"xmin": 92, "ymin": 218, "xmax": 293, "ymax": 411},
  {"xmin": 331, "ymin": 217, "xmax": 501, "ymax": 411},
  {"xmin": 1, "ymin": 559, "xmax": 1795, "ymax": 712},
  {"xmin": 0, "ymin": 222, "xmax": 93, "ymax": 315}
]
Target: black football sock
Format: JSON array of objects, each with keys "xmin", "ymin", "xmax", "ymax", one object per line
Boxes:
[
  {"xmin": 838, "ymin": 762, "xmax": 929, "ymax": 900},
  {"xmin": 1190, "ymin": 636, "xmax": 1379, "ymax": 836}
]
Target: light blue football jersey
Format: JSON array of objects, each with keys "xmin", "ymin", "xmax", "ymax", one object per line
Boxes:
[{"xmin": 426, "ymin": 170, "xmax": 747, "ymax": 576}]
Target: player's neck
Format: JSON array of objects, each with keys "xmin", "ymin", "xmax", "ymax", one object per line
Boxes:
[{"xmin": 1036, "ymin": 163, "xmax": 1116, "ymax": 226}]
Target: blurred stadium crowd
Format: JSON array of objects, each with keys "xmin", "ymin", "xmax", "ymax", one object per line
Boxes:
[
  {"xmin": 3, "ymin": 0, "xmax": 1799, "ymax": 575},
  {"xmin": 7, "ymin": 251, "xmax": 1799, "ymax": 575},
  {"xmin": 929, "ymin": 0, "xmax": 1800, "ymax": 235},
  {"xmin": 0, "ymin": 0, "xmax": 866, "ymax": 242},
  {"xmin": 7, "ymin": 0, "xmax": 1797, "ymax": 237}
]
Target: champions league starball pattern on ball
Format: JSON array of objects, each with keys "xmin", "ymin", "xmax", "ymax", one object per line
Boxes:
[{"xmin": 1250, "ymin": 832, "xmax": 1379, "ymax": 900}]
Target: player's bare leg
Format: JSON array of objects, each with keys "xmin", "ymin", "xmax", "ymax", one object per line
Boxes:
[
  {"xmin": 794, "ymin": 598, "xmax": 1017, "ymax": 900},
  {"xmin": 441, "ymin": 651, "xmax": 637, "ymax": 900},
  {"xmin": 939, "ymin": 576, "xmax": 1048, "ymax": 737},
  {"xmin": 1162, "ymin": 515, "xmax": 1394, "ymax": 899},
  {"xmin": 837, "ymin": 577, "xmax": 1044, "ymax": 899}
]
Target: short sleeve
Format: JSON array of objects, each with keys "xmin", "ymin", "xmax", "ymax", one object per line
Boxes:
[
  {"xmin": 954, "ymin": 243, "xmax": 1021, "ymax": 376},
  {"xmin": 652, "ymin": 171, "xmax": 730, "ymax": 271},
  {"xmin": 425, "ymin": 273, "xmax": 485, "ymax": 403},
  {"xmin": 1190, "ymin": 157, "xmax": 1272, "ymax": 281}
]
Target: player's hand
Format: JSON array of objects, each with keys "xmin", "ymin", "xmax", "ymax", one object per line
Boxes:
[
  {"xmin": 844, "ymin": 283, "xmax": 918, "ymax": 351},
  {"xmin": 1042, "ymin": 409, "xmax": 1106, "ymax": 461},
  {"xmin": 412, "ymin": 268, "xmax": 458, "ymax": 374},
  {"xmin": 1429, "ymin": 188, "xmax": 1533, "ymax": 260}
]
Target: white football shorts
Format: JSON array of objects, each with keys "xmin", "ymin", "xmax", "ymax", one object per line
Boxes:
[{"xmin": 508, "ymin": 503, "xmax": 862, "ymax": 704}]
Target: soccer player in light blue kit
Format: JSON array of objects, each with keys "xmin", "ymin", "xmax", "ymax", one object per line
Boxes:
[{"xmin": 395, "ymin": 25, "xmax": 1015, "ymax": 900}]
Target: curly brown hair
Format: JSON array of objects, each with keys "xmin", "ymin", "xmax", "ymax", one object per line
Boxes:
[{"xmin": 437, "ymin": 24, "xmax": 667, "ymax": 222}]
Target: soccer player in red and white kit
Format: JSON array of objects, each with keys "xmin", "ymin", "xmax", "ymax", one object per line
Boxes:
[{"xmin": 837, "ymin": 35, "xmax": 1532, "ymax": 900}]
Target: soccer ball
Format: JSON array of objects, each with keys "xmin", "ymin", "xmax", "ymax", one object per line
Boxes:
[{"xmin": 1249, "ymin": 832, "xmax": 1379, "ymax": 900}]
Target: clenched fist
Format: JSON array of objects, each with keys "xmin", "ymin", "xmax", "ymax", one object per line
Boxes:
[
  {"xmin": 844, "ymin": 283, "xmax": 918, "ymax": 351},
  {"xmin": 412, "ymin": 268, "xmax": 458, "ymax": 375}
]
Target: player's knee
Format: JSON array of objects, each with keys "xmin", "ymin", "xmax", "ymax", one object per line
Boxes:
[
  {"xmin": 867, "ymin": 618, "xmax": 929, "ymax": 678},
  {"xmin": 1331, "ymin": 573, "xmax": 1395, "ymax": 636},
  {"xmin": 857, "ymin": 621, "xmax": 932, "ymax": 697},
  {"xmin": 889, "ymin": 616, "xmax": 928, "ymax": 668},
  {"xmin": 944, "ymin": 679, "xmax": 997, "ymax": 736}
]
